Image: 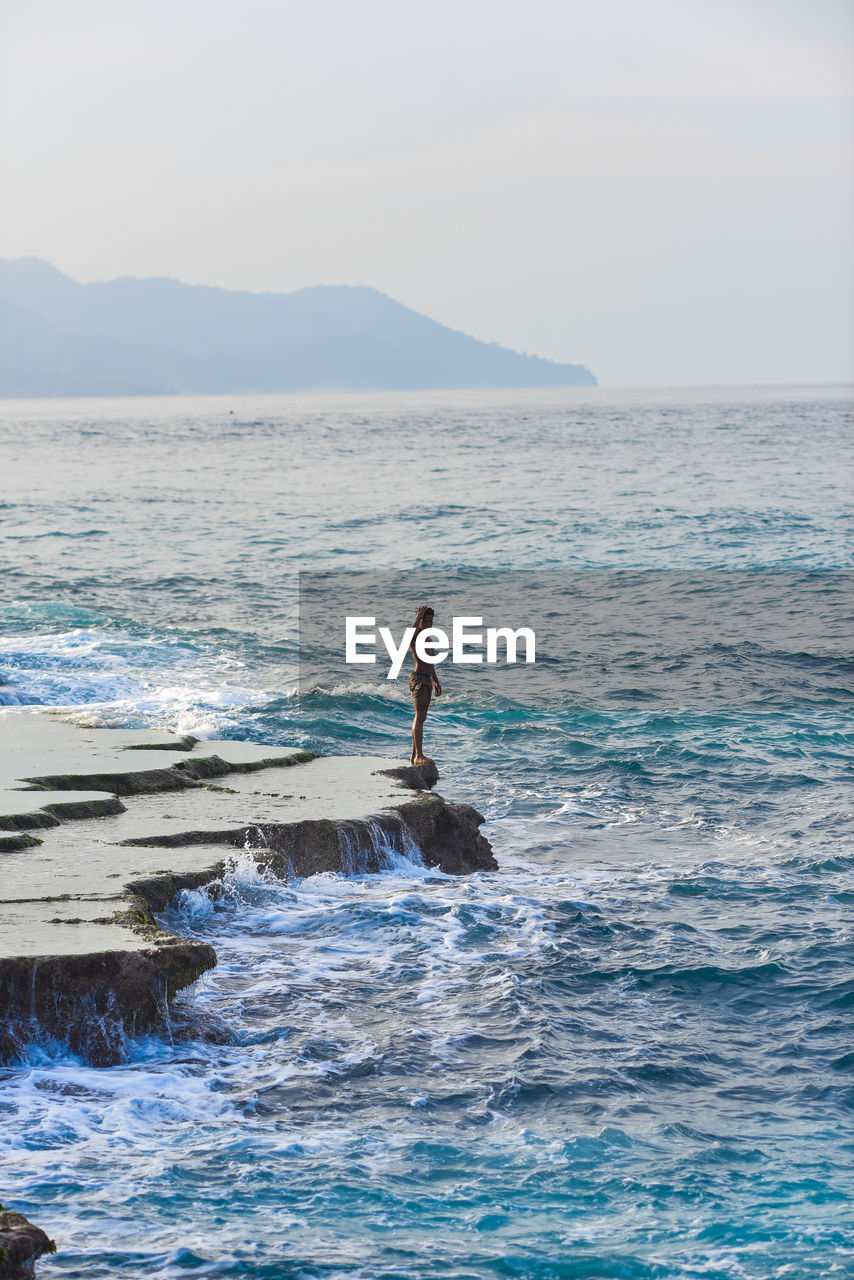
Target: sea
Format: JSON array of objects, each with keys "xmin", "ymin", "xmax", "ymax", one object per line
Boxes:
[{"xmin": 0, "ymin": 385, "xmax": 852, "ymax": 1279}]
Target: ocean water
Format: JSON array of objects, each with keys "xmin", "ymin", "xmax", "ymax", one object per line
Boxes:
[{"xmin": 1, "ymin": 386, "xmax": 852, "ymax": 1279}]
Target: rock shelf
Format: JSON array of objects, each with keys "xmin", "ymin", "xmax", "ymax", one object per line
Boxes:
[
  {"xmin": 0, "ymin": 1205, "xmax": 55, "ymax": 1279},
  {"xmin": 0, "ymin": 710, "xmax": 495, "ymax": 1064}
]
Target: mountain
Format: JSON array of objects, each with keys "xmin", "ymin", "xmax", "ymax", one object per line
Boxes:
[{"xmin": 0, "ymin": 257, "xmax": 596, "ymax": 396}]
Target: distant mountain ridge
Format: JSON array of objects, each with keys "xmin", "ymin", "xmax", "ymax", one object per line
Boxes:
[{"xmin": 0, "ymin": 257, "xmax": 596, "ymax": 396}]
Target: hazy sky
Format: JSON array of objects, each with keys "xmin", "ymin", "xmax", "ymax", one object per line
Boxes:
[{"xmin": 1, "ymin": 0, "xmax": 852, "ymax": 386}]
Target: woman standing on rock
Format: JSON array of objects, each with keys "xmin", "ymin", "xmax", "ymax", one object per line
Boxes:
[{"xmin": 409, "ymin": 605, "xmax": 441, "ymax": 765}]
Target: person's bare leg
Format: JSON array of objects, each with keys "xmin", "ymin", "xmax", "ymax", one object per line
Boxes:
[{"xmin": 411, "ymin": 687, "xmax": 432, "ymax": 764}]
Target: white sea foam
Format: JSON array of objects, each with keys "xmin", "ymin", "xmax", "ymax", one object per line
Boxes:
[
  {"xmin": 0, "ymin": 625, "xmax": 285, "ymax": 738},
  {"xmin": 325, "ymin": 679, "xmax": 410, "ymax": 701}
]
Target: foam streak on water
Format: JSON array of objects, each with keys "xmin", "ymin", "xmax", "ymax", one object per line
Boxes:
[{"xmin": 1, "ymin": 387, "xmax": 852, "ymax": 1278}]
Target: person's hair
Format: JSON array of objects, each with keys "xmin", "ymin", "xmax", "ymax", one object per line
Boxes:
[{"xmin": 413, "ymin": 604, "xmax": 434, "ymax": 630}]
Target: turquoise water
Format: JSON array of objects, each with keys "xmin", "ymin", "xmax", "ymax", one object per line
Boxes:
[{"xmin": 1, "ymin": 386, "xmax": 852, "ymax": 1278}]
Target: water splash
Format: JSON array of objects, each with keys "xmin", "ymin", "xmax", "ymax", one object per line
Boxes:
[{"xmin": 337, "ymin": 815, "xmax": 425, "ymax": 876}]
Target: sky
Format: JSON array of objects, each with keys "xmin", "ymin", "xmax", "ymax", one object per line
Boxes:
[{"xmin": 1, "ymin": 0, "xmax": 852, "ymax": 387}]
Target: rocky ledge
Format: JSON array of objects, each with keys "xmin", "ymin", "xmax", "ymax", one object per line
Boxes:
[
  {"xmin": 0, "ymin": 711, "xmax": 496, "ymax": 1066},
  {"xmin": 0, "ymin": 1207, "xmax": 56, "ymax": 1280}
]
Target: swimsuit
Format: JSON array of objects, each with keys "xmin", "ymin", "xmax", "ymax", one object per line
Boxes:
[{"xmin": 409, "ymin": 670, "xmax": 433, "ymax": 695}]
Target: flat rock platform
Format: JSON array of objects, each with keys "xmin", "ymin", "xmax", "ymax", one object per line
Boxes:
[{"xmin": 0, "ymin": 711, "xmax": 495, "ymax": 1063}]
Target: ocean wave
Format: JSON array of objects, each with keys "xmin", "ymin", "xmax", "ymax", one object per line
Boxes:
[
  {"xmin": 3, "ymin": 528, "xmax": 108, "ymax": 540},
  {"xmin": 3, "ymin": 390, "xmax": 852, "ymax": 1278},
  {"xmin": 0, "ymin": 625, "xmax": 283, "ymax": 738}
]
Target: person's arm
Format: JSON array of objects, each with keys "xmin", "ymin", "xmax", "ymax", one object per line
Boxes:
[{"xmin": 421, "ymin": 655, "xmax": 442, "ymax": 693}]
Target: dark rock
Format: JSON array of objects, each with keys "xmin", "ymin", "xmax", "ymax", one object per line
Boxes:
[
  {"xmin": 122, "ymin": 735, "xmax": 197, "ymax": 751},
  {"xmin": 23, "ymin": 765, "xmax": 202, "ymax": 796},
  {"xmin": 42, "ymin": 795, "xmax": 126, "ymax": 821},
  {"xmin": 120, "ymin": 827, "xmax": 243, "ymax": 849},
  {"xmin": 0, "ymin": 938, "xmax": 216, "ymax": 1065},
  {"xmin": 0, "ymin": 812, "xmax": 60, "ymax": 833},
  {"xmin": 0, "ymin": 833, "xmax": 42, "ymax": 853},
  {"xmin": 23, "ymin": 749, "xmax": 317, "ymax": 796},
  {"xmin": 0, "ymin": 1206, "xmax": 56, "ymax": 1279},
  {"xmin": 125, "ymin": 868, "xmax": 227, "ymax": 913},
  {"xmin": 376, "ymin": 760, "xmax": 440, "ymax": 790},
  {"xmin": 395, "ymin": 794, "xmax": 498, "ymax": 874},
  {"xmin": 249, "ymin": 792, "xmax": 495, "ymax": 878}
]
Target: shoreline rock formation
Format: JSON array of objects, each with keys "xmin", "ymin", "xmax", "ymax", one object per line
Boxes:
[
  {"xmin": 0, "ymin": 711, "xmax": 496, "ymax": 1066},
  {"xmin": 0, "ymin": 1207, "xmax": 56, "ymax": 1279}
]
